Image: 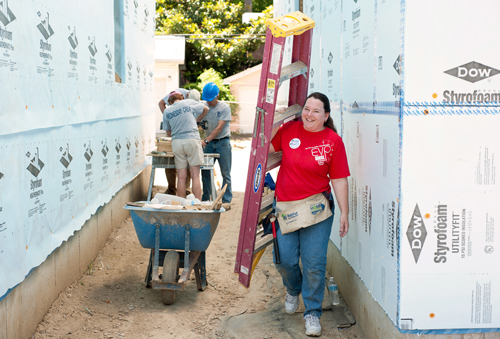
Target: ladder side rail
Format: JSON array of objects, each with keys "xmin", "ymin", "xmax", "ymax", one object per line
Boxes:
[
  {"xmin": 287, "ymin": 31, "xmax": 312, "ymax": 108},
  {"xmin": 237, "ymin": 36, "xmax": 287, "ymax": 288},
  {"xmin": 234, "ymin": 29, "xmax": 283, "ymax": 274},
  {"xmin": 291, "ymin": 30, "xmax": 313, "ymax": 108},
  {"xmin": 288, "ymin": 34, "xmax": 301, "ymax": 107}
]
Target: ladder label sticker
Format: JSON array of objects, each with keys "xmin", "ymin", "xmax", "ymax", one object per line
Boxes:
[
  {"xmin": 266, "ymin": 79, "xmax": 275, "ymax": 104},
  {"xmin": 253, "ymin": 163, "xmax": 262, "ymax": 193},
  {"xmin": 270, "ymin": 43, "xmax": 282, "ymax": 75},
  {"xmin": 241, "ymin": 265, "xmax": 249, "ymax": 275}
]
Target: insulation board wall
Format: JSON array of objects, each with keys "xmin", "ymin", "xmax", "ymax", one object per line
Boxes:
[{"xmin": 291, "ymin": 0, "xmax": 500, "ymax": 333}]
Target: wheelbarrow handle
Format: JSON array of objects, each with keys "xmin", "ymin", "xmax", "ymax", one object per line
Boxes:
[{"xmin": 270, "ymin": 216, "xmax": 280, "ymax": 264}]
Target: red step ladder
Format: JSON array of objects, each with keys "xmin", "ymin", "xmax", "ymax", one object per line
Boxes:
[{"xmin": 234, "ymin": 11, "xmax": 315, "ymax": 288}]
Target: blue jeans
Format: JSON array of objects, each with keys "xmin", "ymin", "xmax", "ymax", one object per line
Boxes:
[
  {"xmin": 274, "ymin": 200, "xmax": 334, "ymax": 318},
  {"xmin": 202, "ymin": 138, "xmax": 232, "ymax": 203}
]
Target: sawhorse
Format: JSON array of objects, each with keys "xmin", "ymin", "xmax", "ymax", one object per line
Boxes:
[{"xmin": 146, "ymin": 153, "xmax": 220, "ymax": 201}]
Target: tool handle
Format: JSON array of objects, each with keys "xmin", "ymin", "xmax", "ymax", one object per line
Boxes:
[{"xmin": 271, "ymin": 220, "xmax": 280, "ymax": 264}]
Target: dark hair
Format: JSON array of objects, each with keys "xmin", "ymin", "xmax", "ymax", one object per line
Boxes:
[
  {"xmin": 306, "ymin": 92, "xmax": 337, "ymax": 133},
  {"xmin": 167, "ymin": 93, "xmax": 184, "ymax": 105}
]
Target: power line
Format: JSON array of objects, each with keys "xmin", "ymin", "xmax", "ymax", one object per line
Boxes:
[
  {"xmin": 156, "ymin": 33, "xmax": 266, "ymax": 40},
  {"xmin": 186, "ymin": 37, "xmax": 265, "ymax": 40},
  {"xmin": 157, "ymin": 33, "xmax": 266, "ymax": 36}
]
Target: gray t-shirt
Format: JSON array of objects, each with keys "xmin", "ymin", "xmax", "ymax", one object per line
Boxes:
[
  {"xmin": 204, "ymin": 101, "xmax": 231, "ymax": 139},
  {"xmin": 163, "ymin": 88, "xmax": 189, "ymax": 106},
  {"xmin": 163, "ymin": 99, "xmax": 205, "ymax": 140}
]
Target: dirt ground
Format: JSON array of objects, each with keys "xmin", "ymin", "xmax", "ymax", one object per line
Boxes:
[{"xmin": 31, "ymin": 139, "xmax": 364, "ymax": 339}]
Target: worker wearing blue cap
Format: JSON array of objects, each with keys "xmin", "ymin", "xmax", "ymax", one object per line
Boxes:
[{"xmin": 200, "ymin": 82, "xmax": 232, "ymax": 208}]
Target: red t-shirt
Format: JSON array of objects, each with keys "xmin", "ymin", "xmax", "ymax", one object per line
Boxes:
[{"xmin": 271, "ymin": 121, "xmax": 350, "ymax": 201}]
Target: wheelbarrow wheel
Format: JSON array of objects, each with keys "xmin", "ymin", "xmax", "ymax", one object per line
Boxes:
[{"xmin": 161, "ymin": 250, "xmax": 179, "ymax": 305}]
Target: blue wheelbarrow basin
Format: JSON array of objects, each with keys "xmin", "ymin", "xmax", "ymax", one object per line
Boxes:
[{"xmin": 124, "ymin": 204, "xmax": 223, "ymax": 252}]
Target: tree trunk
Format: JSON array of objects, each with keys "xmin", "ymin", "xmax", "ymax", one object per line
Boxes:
[{"xmin": 244, "ymin": 0, "xmax": 252, "ymax": 12}]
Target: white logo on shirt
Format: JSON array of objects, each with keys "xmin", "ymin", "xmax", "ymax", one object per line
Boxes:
[{"xmin": 305, "ymin": 142, "xmax": 334, "ymax": 165}]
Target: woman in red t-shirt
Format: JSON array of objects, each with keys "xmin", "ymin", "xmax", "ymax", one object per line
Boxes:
[{"xmin": 269, "ymin": 92, "xmax": 350, "ymax": 337}]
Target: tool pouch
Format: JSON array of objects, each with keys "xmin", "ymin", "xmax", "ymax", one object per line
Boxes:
[{"xmin": 275, "ymin": 193, "xmax": 332, "ymax": 235}]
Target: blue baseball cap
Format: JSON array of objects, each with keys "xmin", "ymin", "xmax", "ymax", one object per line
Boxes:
[{"xmin": 202, "ymin": 82, "xmax": 220, "ymax": 101}]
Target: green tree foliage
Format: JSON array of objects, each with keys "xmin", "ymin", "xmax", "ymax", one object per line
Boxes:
[
  {"xmin": 252, "ymin": 0, "xmax": 273, "ymax": 12},
  {"xmin": 185, "ymin": 68, "xmax": 234, "ymax": 102},
  {"xmin": 185, "ymin": 68, "xmax": 238, "ymax": 116},
  {"xmin": 155, "ymin": 0, "xmax": 273, "ymax": 83}
]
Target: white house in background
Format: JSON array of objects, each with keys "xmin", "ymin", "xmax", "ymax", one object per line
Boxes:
[
  {"xmin": 223, "ymin": 63, "xmax": 262, "ymax": 134},
  {"xmin": 242, "ymin": 12, "xmax": 265, "ymax": 24},
  {"xmin": 154, "ymin": 36, "xmax": 185, "ymax": 133}
]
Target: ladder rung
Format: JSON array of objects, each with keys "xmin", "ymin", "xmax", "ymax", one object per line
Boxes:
[
  {"xmin": 256, "ymin": 226, "xmax": 264, "ymax": 236},
  {"xmin": 266, "ymin": 152, "xmax": 282, "ymax": 172},
  {"xmin": 273, "ymin": 104, "xmax": 302, "ymax": 128},
  {"xmin": 280, "ymin": 61, "xmax": 308, "ymax": 83},
  {"xmin": 260, "ymin": 191, "xmax": 275, "ymax": 213},
  {"xmin": 258, "ymin": 191, "xmax": 275, "ymax": 223},
  {"xmin": 254, "ymin": 233, "xmax": 274, "ymax": 254}
]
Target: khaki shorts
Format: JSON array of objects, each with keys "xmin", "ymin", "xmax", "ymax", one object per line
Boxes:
[{"xmin": 171, "ymin": 139, "xmax": 204, "ymax": 169}]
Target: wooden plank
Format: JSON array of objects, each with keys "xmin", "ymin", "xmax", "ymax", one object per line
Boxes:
[
  {"xmin": 210, "ymin": 184, "xmax": 227, "ymax": 210},
  {"xmin": 126, "ymin": 202, "xmax": 145, "ymax": 207},
  {"xmin": 183, "ymin": 205, "xmax": 210, "ymax": 211}
]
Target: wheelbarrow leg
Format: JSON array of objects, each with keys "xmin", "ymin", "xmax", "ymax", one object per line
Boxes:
[
  {"xmin": 195, "ymin": 251, "xmax": 207, "ymax": 291},
  {"xmin": 177, "ymin": 226, "xmax": 202, "ymax": 285},
  {"xmin": 146, "ymin": 226, "xmax": 163, "ymax": 288},
  {"xmin": 145, "ymin": 249, "xmax": 168, "ymax": 287},
  {"xmin": 151, "ymin": 225, "xmax": 161, "ymax": 285},
  {"xmin": 144, "ymin": 250, "xmax": 153, "ymax": 287}
]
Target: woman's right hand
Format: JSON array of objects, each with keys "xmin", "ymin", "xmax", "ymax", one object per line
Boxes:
[{"xmin": 339, "ymin": 213, "xmax": 349, "ymax": 237}]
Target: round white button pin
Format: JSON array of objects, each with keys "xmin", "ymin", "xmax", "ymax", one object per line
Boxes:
[{"xmin": 289, "ymin": 138, "xmax": 301, "ymax": 149}]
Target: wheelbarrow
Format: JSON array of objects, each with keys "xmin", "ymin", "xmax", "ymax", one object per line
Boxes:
[{"xmin": 124, "ymin": 204, "xmax": 223, "ymax": 305}]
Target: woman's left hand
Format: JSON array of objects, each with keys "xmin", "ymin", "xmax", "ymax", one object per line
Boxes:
[{"xmin": 339, "ymin": 213, "xmax": 349, "ymax": 237}]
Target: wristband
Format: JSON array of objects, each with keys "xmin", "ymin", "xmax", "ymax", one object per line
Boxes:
[{"xmin": 204, "ymin": 139, "xmax": 208, "ymax": 144}]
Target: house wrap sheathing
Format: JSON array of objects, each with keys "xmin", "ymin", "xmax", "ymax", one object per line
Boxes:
[
  {"xmin": 0, "ymin": 0, "xmax": 156, "ymax": 304},
  {"xmin": 274, "ymin": 0, "xmax": 500, "ymax": 334}
]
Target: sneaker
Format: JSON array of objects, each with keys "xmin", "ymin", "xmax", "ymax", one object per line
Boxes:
[
  {"xmin": 284, "ymin": 292, "xmax": 299, "ymax": 314},
  {"xmin": 165, "ymin": 188, "xmax": 176, "ymax": 195},
  {"xmin": 222, "ymin": 202, "xmax": 231, "ymax": 211},
  {"xmin": 304, "ymin": 314, "xmax": 321, "ymax": 337}
]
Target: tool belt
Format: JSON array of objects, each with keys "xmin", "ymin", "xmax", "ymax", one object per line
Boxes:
[{"xmin": 275, "ymin": 192, "xmax": 332, "ymax": 235}]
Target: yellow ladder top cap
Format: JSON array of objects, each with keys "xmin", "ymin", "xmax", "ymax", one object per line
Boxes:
[{"xmin": 266, "ymin": 11, "xmax": 315, "ymax": 38}]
